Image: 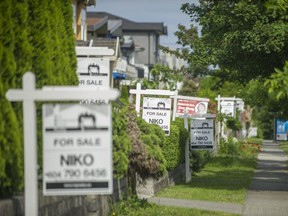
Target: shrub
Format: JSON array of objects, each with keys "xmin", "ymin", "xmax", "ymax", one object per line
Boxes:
[
  {"xmin": 162, "ymin": 118, "xmax": 189, "ymax": 170},
  {"xmin": 190, "ymin": 150, "xmax": 211, "ymax": 173},
  {"xmin": 218, "ymin": 137, "xmax": 261, "ymax": 158},
  {"xmin": 112, "ymin": 108, "xmax": 132, "ymax": 179},
  {"xmin": 218, "ymin": 137, "xmax": 240, "ymax": 156}
]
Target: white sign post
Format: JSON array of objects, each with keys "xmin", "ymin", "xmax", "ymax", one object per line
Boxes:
[
  {"xmin": 5, "ymin": 72, "xmax": 119, "ymax": 216},
  {"xmin": 43, "ymin": 104, "xmax": 113, "ymax": 195}
]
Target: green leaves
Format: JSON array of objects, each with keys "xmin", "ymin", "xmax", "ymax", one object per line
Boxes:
[
  {"xmin": 265, "ymin": 61, "xmax": 288, "ymax": 100},
  {"xmin": 173, "ymin": 1, "xmax": 288, "ymax": 83},
  {"xmin": 0, "ymin": 0, "xmax": 78, "ymax": 195}
]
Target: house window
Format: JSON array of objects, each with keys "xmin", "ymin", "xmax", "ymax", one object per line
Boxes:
[
  {"xmin": 81, "ymin": 8, "xmax": 86, "ymax": 40},
  {"xmin": 72, "ymin": 4, "xmax": 76, "ymax": 35}
]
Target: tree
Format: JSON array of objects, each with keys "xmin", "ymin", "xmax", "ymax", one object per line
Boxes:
[
  {"xmin": 169, "ymin": 0, "xmax": 288, "ymax": 83},
  {"xmin": 0, "ymin": 0, "xmax": 78, "ymax": 195}
]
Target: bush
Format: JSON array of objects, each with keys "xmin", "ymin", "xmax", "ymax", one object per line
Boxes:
[
  {"xmin": 162, "ymin": 118, "xmax": 189, "ymax": 170},
  {"xmin": 218, "ymin": 137, "xmax": 261, "ymax": 158},
  {"xmin": 112, "ymin": 107, "xmax": 132, "ymax": 179},
  {"xmin": 110, "ymin": 194, "xmax": 151, "ymax": 216},
  {"xmin": 190, "ymin": 150, "xmax": 211, "ymax": 173},
  {"xmin": 218, "ymin": 137, "xmax": 240, "ymax": 156}
]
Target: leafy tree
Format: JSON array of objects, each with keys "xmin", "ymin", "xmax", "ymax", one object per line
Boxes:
[
  {"xmin": 150, "ymin": 64, "xmax": 183, "ymax": 90},
  {"xmin": 169, "ymin": 0, "xmax": 288, "ymax": 83}
]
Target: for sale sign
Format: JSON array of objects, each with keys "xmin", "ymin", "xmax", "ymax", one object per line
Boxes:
[
  {"xmin": 77, "ymin": 58, "xmax": 110, "ymax": 104},
  {"xmin": 142, "ymin": 97, "xmax": 171, "ymax": 135},
  {"xmin": 43, "ymin": 104, "xmax": 112, "ymax": 195},
  {"xmin": 220, "ymin": 100, "xmax": 235, "ymax": 117},
  {"xmin": 190, "ymin": 119, "xmax": 214, "ymax": 150}
]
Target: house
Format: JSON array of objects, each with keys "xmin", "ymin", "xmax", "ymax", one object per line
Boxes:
[
  {"xmin": 71, "ymin": 0, "xmax": 97, "ymax": 40},
  {"xmin": 86, "ymin": 12, "xmax": 168, "ymax": 80}
]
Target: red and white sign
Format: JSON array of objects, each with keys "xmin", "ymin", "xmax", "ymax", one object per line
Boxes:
[{"xmin": 176, "ymin": 99, "xmax": 208, "ymax": 117}]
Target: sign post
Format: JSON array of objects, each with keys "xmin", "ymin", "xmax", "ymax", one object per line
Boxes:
[{"xmin": 6, "ymin": 72, "xmax": 119, "ymax": 216}]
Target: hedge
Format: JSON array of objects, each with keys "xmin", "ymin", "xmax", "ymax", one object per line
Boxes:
[{"xmin": 163, "ymin": 118, "xmax": 189, "ymax": 170}]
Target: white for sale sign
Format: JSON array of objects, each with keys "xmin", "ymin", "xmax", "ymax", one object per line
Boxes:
[
  {"xmin": 43, "ymin": 104, "xmax": 112, "ymax": 195},
  {"xmin": 77, "ymin": 58, "xmax": 110, "ymax": 105},
  {"xmin": 142, "ymin": 97, "xmax": 171, "ymax": 135},
  {"xmin": 220, "ymin": 100, "xmax": 235, "ymax": 117},
  {"xmin": 190, "ymin": 119, "xmax": 214, "ymax": 150}
]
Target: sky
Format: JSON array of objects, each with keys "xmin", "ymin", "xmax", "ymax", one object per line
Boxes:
[{"xmin": 87, "ymin": 0, "xmax": 198, "ymax": 48}]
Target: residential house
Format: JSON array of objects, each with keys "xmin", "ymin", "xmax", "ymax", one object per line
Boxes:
[
  {"xmin": 86, "ymin": 12, "xmax": 167, "ymax": 80},
  {"xmin": 71, "ymin": 0, "xmax": 96, "ymax": 41}
]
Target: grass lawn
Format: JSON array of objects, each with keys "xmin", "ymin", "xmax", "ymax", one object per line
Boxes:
[
  {"xmin": 112, "ymin": 203, "xmax": 240, "ymax": 216},
  {"xmin": 279, "ymin": 141, "xmax": 288, "ymax": 155},
  {"xmin": 157, "ymin": 156, "xmax": 257, "ymax": 204}
]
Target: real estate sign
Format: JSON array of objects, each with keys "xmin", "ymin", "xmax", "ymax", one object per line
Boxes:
[
  {"xmin": 142, "ymin": 97, "xmax": 171, "ymax": 135},
  {"xmin": 220, "ymin": 100, "xmax": 235, "ymax": 117},
  {"xmin": 43, "ymin": 104, "xmax": 113, "ymax": 195},
  {"xmin": 176, "ymin": 99, "xmax": 208, "ymax": 117},
  {"xmin": 190, "ymin": 119, "xmax": 214, "ymax": 150},
  {"xmin": 77, "ymin": 58, "xmax": 110, "ymax": 104}
]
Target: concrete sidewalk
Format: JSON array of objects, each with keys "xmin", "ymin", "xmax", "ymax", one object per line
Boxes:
[
  {"xmin": 242, "ymin": 140, "xmax": 288, "ymax": 216},
  {"xmin": 149, "ymin": 140, "xmax": 288, "ymax": 215}
]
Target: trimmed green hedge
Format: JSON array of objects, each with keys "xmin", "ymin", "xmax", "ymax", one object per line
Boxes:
[
  {"xmin": 163, "ymin": 118, "xmax": 189, "ymax": 171},
  {"xmin": 0, "ymin": 0, "xmax": 77, "ymax": 195}
]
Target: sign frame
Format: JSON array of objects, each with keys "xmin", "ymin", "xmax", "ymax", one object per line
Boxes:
[
  {"xmin": 190, "ymin": 118, "xmax": 214, "ymax": 150},
  {"xmin": 43, "ymin": 104, "xmax": 113, "ymax": 195}
]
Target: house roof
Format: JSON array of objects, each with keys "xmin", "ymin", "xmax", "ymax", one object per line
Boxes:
[
  {"xmin": 76, "ymin": 38, "xmax": 117, "ymax": 50},
  {"xmin": 87, "ymin": 12, "xmax": 167, "ymax": 35},
  {"xmin": 87, "ymin": 16, "xmax": 108, "ymax": 31}
]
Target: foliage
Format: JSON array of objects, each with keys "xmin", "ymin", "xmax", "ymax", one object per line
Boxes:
[
  {"xmin": 225, "ymin": 116, "xmax": 242, "ymax": 132},
  {"xmin": 110, "ymin": 194, "xmax": 151, "ymax": 216},
  {"xmin": 0, "ymin": 0, "xmax": 22, "ymax": 195},
  {"xmin": 251, "ymin": 106, "xmax": 274, "ymax": 139},
  {"xmin": 135, "ymin": 115, "xmax": 167, "ymax": 177},
  {"xmin": 126, "ymin": 105, "xmax": 167, "ymax": 185},
  {"xmin": 119, "ymin": 85, "xmax": 130, "ymax": 104},
  {"xmin": 178, "ymin": 77, "xmax": 199, "ymax": 96},
  {"xmin": 163, "ymin": 118, "xmax": 189, "ymax": 170},
  {"xmin": 112, "ymin": 108, "xmax": 132, "ymax": 179},
  {"xmin": 265, "ymin": 61, "xmax": 288, "ymax": 100},
  {"xmin": 168, "ymin": 1, "xmax": 288, "ymax": 84},
  {"xmin": 150, "ymin": 64, "xmax": 183, "ymax": 90},
  {"xmin": 0, "ymin": 0, "xmax": 77, "ymax": 195},
  {"xmin": 218, "ymin": 138, "xmax": 240, "ymax": 156},
  {"xmin": 190, "ymin": 150, "xmax": 211, "ymax": 173},
  {"xmin": 218, "ymin": 137, "xmax": 261, "ymax": 158},
  {"xmin": 140, "ymin": 79, "xmax": 158, "ymax": 89}
]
